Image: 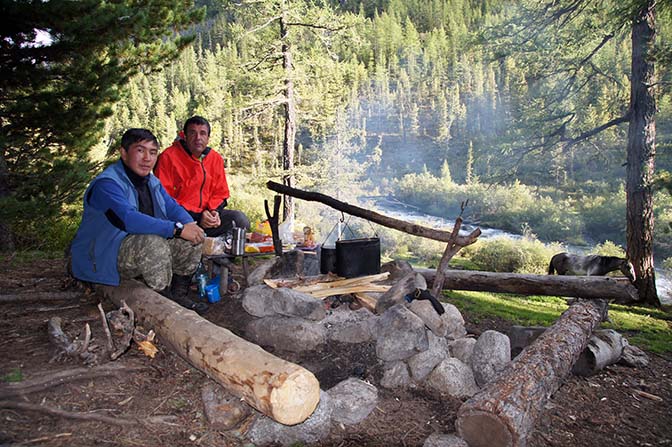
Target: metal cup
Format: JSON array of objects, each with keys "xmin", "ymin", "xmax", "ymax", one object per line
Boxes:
[{"xmin": 231, "ymin": 227, "xmax": 246, "ymax": 255}]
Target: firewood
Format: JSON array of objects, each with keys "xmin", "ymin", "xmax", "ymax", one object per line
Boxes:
[{"xmin": 353, "ymin": 292, "xmax": 378, "ymax": 312}]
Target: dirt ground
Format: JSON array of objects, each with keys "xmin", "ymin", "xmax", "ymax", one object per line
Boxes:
[{"xmin": 1, "ymin": 257, "xmax": 671, "ymax": 447}]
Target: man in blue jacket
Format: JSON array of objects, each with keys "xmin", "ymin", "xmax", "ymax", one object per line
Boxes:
[{"xmin": 70, "ymin": 128, "xmax": 208, "ymax": 314}]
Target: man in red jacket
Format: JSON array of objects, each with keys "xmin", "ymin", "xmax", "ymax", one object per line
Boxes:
[{"xmin": 155, "ymin": 116, "xmax": 249, "ymax": 237}]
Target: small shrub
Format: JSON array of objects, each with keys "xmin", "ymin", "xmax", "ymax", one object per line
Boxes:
[{"xmin": 468, "ymin": 237, "xmax": 563, "ymax": 274}]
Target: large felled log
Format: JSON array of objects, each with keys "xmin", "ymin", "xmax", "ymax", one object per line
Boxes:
[
  {"xmin": 266, "ymin": 181, "xmax": 481, "ymax": 246},
  {"xmin": 417, "ymin": 269, "xmax": 638, "ymax": 304},
  {"xmin": 456, "ymin": 299, "xmax": 608, "ymax": 447},
  {"xmin": 98, "ymin": 280, "xmax": 320, "ymax": 426}
]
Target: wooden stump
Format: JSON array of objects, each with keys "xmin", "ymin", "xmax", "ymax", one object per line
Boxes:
[
  {"xmin": 98, "ymin": 280, "xmax": 320, "ymax": 426},
  {"xmin": 455, "ymin": 299, "xmax": 608, "ymax": 447}
]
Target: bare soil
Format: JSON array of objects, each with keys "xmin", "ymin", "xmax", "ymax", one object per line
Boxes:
[{"xmin": 1, "ymin": 257, "xmax": 671, "ymax": 447}]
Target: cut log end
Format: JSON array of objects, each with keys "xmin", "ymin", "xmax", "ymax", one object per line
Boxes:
[
  {"xmin": 456, "ymin": 410, "xmax": 513, "ymax": 447},
  {"xmin": 270, "ymin": 369, "xmax": 321, "ymax": 425}
]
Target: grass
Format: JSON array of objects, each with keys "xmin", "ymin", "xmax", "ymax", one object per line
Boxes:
[
  {"xmin": 445, "ymin": 290, "xmax": 672, "ymax": 354},
  {"xmin": 1, "ymin": 368, "xmax": 23, "ymax": 383}
]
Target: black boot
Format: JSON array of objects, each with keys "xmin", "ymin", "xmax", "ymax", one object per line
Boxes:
[{"xmin": 170, "ymin": 274, "xmax": 209, "ymax": 315}]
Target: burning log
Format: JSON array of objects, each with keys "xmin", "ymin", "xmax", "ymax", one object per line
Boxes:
[
  {"xmin": 456, "ymin": 299, "xmax": 608, "ymax": 447},
  {"xmin": 98, "ymin": 280, "xmax": 320, "ymax": 426}
]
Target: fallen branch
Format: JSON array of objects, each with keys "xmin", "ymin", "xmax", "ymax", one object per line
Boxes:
[
  {"xmin": 0, "ymin": 292, "xmax": 80, "ymax": 304},
  {"xmin": 0, "ymin": 400, "xmax": 177, "ymax": 427},
  {"xmin": 47, "ymin": 317, "xmax": 96, "ymax": 365},
  {"xmin": 0, "ymin": 363, "xmax": 146, "ymax": 399}
]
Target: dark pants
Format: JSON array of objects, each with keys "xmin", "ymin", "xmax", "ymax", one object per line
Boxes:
[{"xmin": 189, "ymin": 208, "xmax": 250, "ymax": 238}]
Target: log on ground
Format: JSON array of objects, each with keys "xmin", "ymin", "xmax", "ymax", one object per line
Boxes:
[
  {"xmin": 417, "ymin": 269, "xmax": 638, "ymax": 303},
  {"xmin": 98, "ymin": 280, "xmax": 320, "ymax": 426},
  {"xmin": 455, "ymin": 299, "xmax": 608, "ymax": 447}
]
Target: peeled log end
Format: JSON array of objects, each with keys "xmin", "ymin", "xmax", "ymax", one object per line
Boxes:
[
  {"xmin": 271, "ymin": 369, "xmax": 320, "ymax": 425},
  {"xmin": 456, "ymin": 410, "xmax": 513, "ymax": 447}
]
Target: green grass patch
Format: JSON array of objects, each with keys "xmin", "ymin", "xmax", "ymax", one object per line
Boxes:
[
  {"xmin": 445, "ymin": 290, "xmax": 672, "ymax": 353},
  {"xmin": 2, "ymin": 368, "xmax": 23, "ymax": 383}
]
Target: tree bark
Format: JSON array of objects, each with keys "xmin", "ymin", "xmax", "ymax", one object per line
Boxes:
[
  {"xmin": 266, "ymin": 181, "xmax": 481, "ymax": 246},
  {"xmin": 456, "ymin": 299, "xmax": 608, "ymax": 447},
  {"xmin": 280, "ymin": 7, "xmax": 296, "ymax": 222},
  {"xmin": 98, "ymin": 280, "xmax": 320, "ymax": 426},
  {"xmin": 416, "ymin": 269, "xmax": 638, "ymax": 304},
  {"xmin": 626, "ymin": 0, "xmax": 660, "ymax": 306}
]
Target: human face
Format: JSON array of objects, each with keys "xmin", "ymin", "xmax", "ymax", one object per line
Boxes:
[
  {"xmin": 185, "ymin": 123, "xmax": 210, "ymax": 157},
  {"xmin": 120, "ymin": 140, "xmax": 159, "ymax": 177}
]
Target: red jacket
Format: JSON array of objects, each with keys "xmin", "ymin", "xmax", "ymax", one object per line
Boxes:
[{"xmin": 154, "ymin": 140, "xmax": 230, "ymax": 214}]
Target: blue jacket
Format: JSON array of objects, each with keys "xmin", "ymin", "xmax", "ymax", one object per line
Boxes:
[{"xmin": 70, "ymin": 160, "xmax": 193, "ymax": 285}]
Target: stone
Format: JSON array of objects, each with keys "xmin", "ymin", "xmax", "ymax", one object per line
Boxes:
[
  {"xmin": 241, "ymin": 285, "xmax": 278, "ymax": 318},
  {"xmin": 375, "ymin": 272, "xmax": 427, "ymax": 314},
  {"xmin": 201, "ymin": 382, "xmax": 251, "ymax": 430},
  {"xmin": 471, "ymin": 330, "xmax": 511, "ymax": 386},
  {"xmin": 441, "ymin": 303, "xmax": 467, "ymax": 340},
  {"xmin": 327, "ymin": 378, "xmax": 378, "ymax": 425},
  {"xmin": 408, "ymin": 331, "xmax": 450, "ymax": 381},
  {"xmin": 507, "ymin": 325, "xmax": 546, "ymax": 357},
  {"xmin": 426, "ymin": 358, "xmax": 479, "ymax": 399},
  {"xmin": 375, "ymin": 304, "xmax": 429, "ymax": 362},
  {"xmin": 381, "ymin": 260, "xmax": 415, "ymax": 281},
  {"xmin": 449, "ymin": 337, "xmax": 476, "ymax": 366},
  {"xmin": 380, "ymin": 361, "xmax": 412, "ymax": 389},
  {"xmin": 246, "ymin": 259, "xmax": 277, "ymax": 286},
  {"xmin": 246, "ymin": 390, "xmax": 332, "ymax": 446},
  {"xmin": 246, "ymin": 316, "xmax": 326, "ymax": 352},
  {"xmin": 324, "ymin": 306, "xmax": 377, "ymax": 344},
  {"xmin": 269, "ymin": 250, "xmax": 320, "ymax": 278},
  {"xmin": 272, "ymin": 287, "xmax": 326, "ymax": 321},
  {"xmin": 409, "ymin": 298, "xmax": 448, "ymax": 336},
  {"xmin": 423, "ymin": 433, "xmax": 469, "ymax": 447}
]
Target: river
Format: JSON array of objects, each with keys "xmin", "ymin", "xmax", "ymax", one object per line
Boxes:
[{"xmin": 365, "ymin": 195, "xmax": 672, "ymax": 304}]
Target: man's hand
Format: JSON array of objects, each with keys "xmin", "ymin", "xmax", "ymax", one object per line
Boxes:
[
  {"xmin": 199, "ymin": 209, "xmax": 221, "ymax": 229},
  {"xmin": 181, "ymin": 222, "xmax": 205, "ymax": 244}
]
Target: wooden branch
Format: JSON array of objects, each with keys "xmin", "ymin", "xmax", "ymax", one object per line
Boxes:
[
  {"xmin": 0, "ymin": 363, "xmax": 146, "ymax": 399},
  {"xmin": 0, "ymin": 400, "xmax": 176, "ymax": 427},
  {"xmin": 47, "ymin": 317, "xmax": 96, "ymax": 364},
  {"xmin": 265, "ymin": 195, "xmax": 282, "ymax": 256},
  {"xmin": 456, "ymin": 299, "xmax": 608, "ymax": 447},
  {"xmin": 431, "ymin": 216, "xmax": 464, "ymax": 298},
  {"xmin": 417, "ymin": 269, "xmax": 638, "ymax": 303},
  {"xmin": 0, "ymin": 291, "xmax": 80, "ymax": 303},
  {"xmin": 97, "ymin": 302, "xmax": 114, "ymax": 353},
  {"xmin": 266, "ymin": 181, "xmax": 481, "ymax": 246}
]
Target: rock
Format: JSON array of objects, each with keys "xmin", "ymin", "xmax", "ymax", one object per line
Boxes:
[
  {"xmin": 247, "ymin": 259, "xmax": 277, "ymax": 286},
  {"xmin": 242, "ymin": 285, "xmax": 325, "ymax": 321},
  {"xmin": 380, "ymin": 361, "xmax": 412, "ymax": 389},
  {"xmin": 423, "ymin": 433, "xmax": 469, "ymax": 447},
  {"xmin": 381, "ymin": 260, "xmax": 415, "ymax": 281},
  {"xmin": 441, "ymin": 303, "xmax": 467, "ymax": 340},
  {"xmin": 272, "ymin": 287, "xmax": 326, "ymax": 321},
  {"xmin": 426, "ymin": 358, "xmax": 479, "ymax": 398},
  {"xmin": 241, "ymin": 285, "xmax": 278, "ymax": 318},
  {"xmin": 327, "ymin": 378, "xmax": 378, "ymax": 425},
  {"xmin": 324, "ymin": 306, "xmax": 377, "ymax": 344},
  {"xmin": 269, "ymin": 250, "xmax": 320, "ymax": 278},
  {"xmin": 375, "ymin": 304, "xmax": 429, "ymax": 362},
  {"xmin": 507, "ymin": 325, "xmax": 546, "ymax": 357},
  {"xmin": 449, "ymin": 337, "xmax": 476, "ymax": 366},
  {"xmin": 408, "ymin": 331, "xmax": 450, "ymax": 381},
  {"xmin": 376, "ymin": 272, "xmax": 427, "ymax": 314},
  {"xmin": 246, "ymin": 390, "xmax": 332, "ymax": 446},
  {"xmin": 619, "ymin": 340, "xmax": 650, "ymax": 368},
  {"xmin": 471, "ymin": 330, "xmax": 511, "ymax": 386},
  {"xmin": 246, "ymin": 316, "xmax": 326, "ymax": 352},
  {"xmin": 201, "ymin": 382, "xmax": 251, "ymax": 430},
  {"xmin": 409, "ymin": 298, "xmax": 447, "ymax": 336}
]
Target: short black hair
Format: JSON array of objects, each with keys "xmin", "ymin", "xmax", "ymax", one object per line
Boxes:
[
  {"xmin": 183, "ymin": 116, "xmax": 211, "ymax": 136},
  {"xmin": 120, "ymin": 128, "xmax": 159, "ymax": 150}
]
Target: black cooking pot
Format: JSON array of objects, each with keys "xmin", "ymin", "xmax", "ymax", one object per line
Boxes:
[{"xmin": 335, "ymin": 237, "xmax": 380, "ymax": 278}]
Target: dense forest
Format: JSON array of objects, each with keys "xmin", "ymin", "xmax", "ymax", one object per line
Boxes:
[{"xmin": 2, "ymin": 1, "xmax": 672, "ymax": 268}]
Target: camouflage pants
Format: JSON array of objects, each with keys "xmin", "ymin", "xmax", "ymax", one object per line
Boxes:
[{"xmin": 117, "ymin": 234, "xmax": 202, "ymax": 291}]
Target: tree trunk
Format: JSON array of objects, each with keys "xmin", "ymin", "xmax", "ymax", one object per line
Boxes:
[
  {"xmin": 98, "ymin": 281, "xmax": 320, "ymax": 426},
  {"xmin": 416, "ymin": 269, "xmax": 638, "ymax": 304},
  {"xmin": 626, "ymin": 0, "xmax": 660, "ymax": 306},
  {"xmin": 281, "ymin": 8, "xmax": 296, "ymax": 223},
  {"xmin": 456, "ymin": 300, "xmax": 608, "ymax": 447},
  {"xmin": 266, "ymin": 181, "xmax": 481, "ymax": 246},
  {"xmin": 0, "ymin": 153, "xmax": 15, "ymax": 252}
]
